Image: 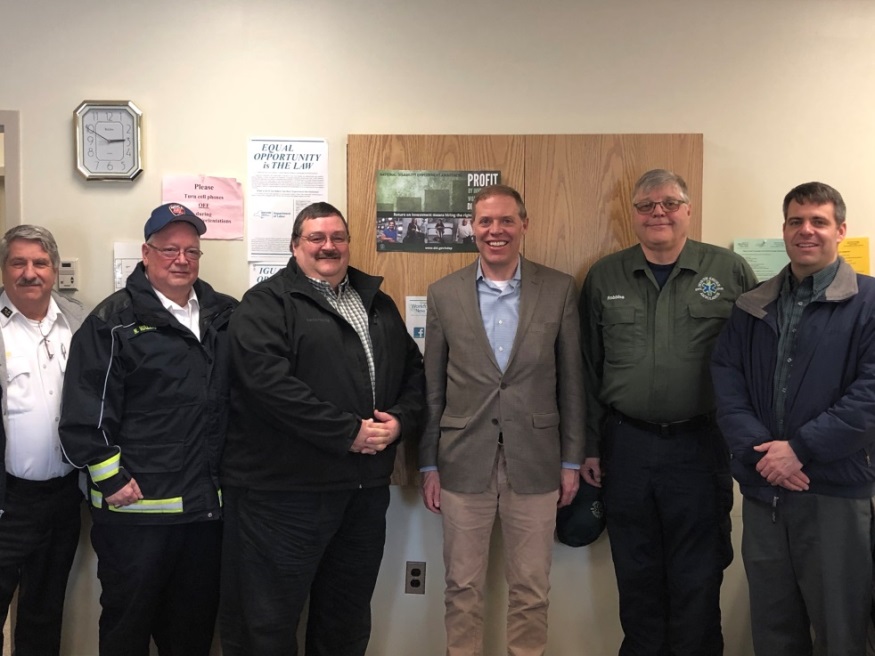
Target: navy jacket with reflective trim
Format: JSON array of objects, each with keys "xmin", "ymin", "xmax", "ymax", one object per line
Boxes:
[{"xmin": 60, "ymin": 263, "xmax": 237, "ymax": 524}]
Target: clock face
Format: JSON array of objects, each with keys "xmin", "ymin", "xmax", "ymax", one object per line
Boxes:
[{"xmin": 75, "ymin": 101, "xmax": 142, "ymax": 181}]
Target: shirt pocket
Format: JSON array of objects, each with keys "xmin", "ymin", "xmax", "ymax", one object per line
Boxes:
[
  {"xmin": 677, "ymin": 300, "xmax": 733, "ymax": 360},
  {"xmin": 5, "ymin": 356, "xmax": 36, "ymax": 415},
  {"xmin": 600, "ymin": 306, "xmax": 644, "ymax": 364}
]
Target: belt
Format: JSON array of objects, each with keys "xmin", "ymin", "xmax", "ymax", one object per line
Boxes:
[
  {"xmin": 615, "ymin": 411, "xmax": 715, "ymax": 437},
  {"xmin": 6, "ymin": 470, "xmax": 78, "ymax": 492}
]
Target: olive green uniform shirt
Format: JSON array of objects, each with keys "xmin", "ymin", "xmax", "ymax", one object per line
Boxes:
[{"xmin": 580, "ymin": 239, "xmax": 757, "ymax": 457}]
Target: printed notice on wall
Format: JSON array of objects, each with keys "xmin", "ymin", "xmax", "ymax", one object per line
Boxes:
[
  {"xmin": 247, "ymin": 137, "xmax": 328, "ymax": 260},
  {"xmin": 375, "ymin": 170, "xmax": 500, "ymax": 253},
  {"xmin": 248, "ymin": 262, "xmax": 286, "ymax": 289},
  {"xmin": 733, "ymin": 239, "xmax": 788, "ymax": 281},
  {"xmin": 405, "ymin": 296, "xmax": 427, "ymax": 354},
  {"xmin": 838, "ymin": 237, "xmax": 870, "ymax": 275},
  {"xmin": 735, "ymin": 236, "xmax": 870, "ymax": 280},
  {"xmin": 162, "ymin": 175, "xmax": 244, "ymax": 240}
]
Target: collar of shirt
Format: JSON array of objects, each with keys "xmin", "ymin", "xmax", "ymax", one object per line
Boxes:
[
  {"xmin": 782, "ymin": 258, "xmax": 841, "ymax": 300},
  {"xmin": 631, "ymin": 239, "xmax": 698, "ymax": 274},
  {"xmin": 475, "ymin": 257, "xmax": 522, "ymax": 289},
  {"xmin": 305, "ymin": 273, "xmax": 351, "ymax": 300},
  {"xmin": 151, "ymin": 285, "xmax": 199, "ymax": 313},
  {"xmin": 0, "ymin": 290, "xmax": 68, "ymax": 332},
  {"xmin": 151, "ymin": 286, "xmax": 200, "ymax": 340}
]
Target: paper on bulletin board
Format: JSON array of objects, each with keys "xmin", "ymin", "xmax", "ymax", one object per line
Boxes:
[
  {"xmin": 162, "ymin": 175, "xmax": 244, "ymax": 240},
  {"xmin": 406, "ymin": 296, "xmax": 427, "ymax": 354},
  {"xmin": 838, "ymin": 237, "xmax": 869, "ymax": 275},
  {"xmin": 113, "ymin": 242, "xmax": 141, "ymax": 291},
  {"xmin": 248, "ymin": 261, "xmax": 286, "ymax": 289},
  {"xmin": 736, "ymin": 236, "xmax": 871, "ymax": 280},
  {"xmin": 247, "ymin": 137, "xmax": 328, "ymax": 260},
  {"xmin": 733, "ymin": 239, "xmax": 789, "ymax": 281}
]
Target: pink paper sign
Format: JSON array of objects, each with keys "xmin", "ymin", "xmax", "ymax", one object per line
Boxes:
[{"xmin": 163, "ymin": 175, "xmax": 244, "ymax": 240}]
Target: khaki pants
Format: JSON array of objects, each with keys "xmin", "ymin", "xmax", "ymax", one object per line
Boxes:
[{"xmin": 440, "ymin": 449, "xmax": 558, "ymax": 656}]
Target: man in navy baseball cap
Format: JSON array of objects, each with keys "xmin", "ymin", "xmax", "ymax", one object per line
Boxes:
[
  {"xmin": 60, "ymin": 199, "xmax": 236, "ymax": 655},
  {"xmin": 144, "ymin": 203, "xmax": 207, "ymax": 241}
]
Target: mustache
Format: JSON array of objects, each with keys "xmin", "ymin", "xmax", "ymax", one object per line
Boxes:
[
  {"xmin": 16, "ymin": 279, "xmax": 43, "ymax": 287},
  {"xmin": 316, "ymin": 252, "xmax": 341, "ymax": 260}
]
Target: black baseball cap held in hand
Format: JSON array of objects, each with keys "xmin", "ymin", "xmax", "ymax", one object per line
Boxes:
[
  {"xmin": 556, "ymin": 480, "xmax": 606, "ymax": 547},
  {"xmin": 144, "ymin": 203, "xmax": 207, "ymax": 240}
]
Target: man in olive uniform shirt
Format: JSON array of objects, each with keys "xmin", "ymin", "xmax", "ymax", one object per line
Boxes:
[{"xmin": 580, "ymin": 169, "xmax": 756, "ymax": 656}]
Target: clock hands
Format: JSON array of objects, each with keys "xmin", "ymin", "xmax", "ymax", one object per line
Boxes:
[{"xmin": 85, "ymin": 124, "xmax": 125, "ymax": 143}]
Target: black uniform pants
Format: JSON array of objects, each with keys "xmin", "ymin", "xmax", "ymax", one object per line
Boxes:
[
  {"xmin": 90, "ymin": 519, "xmax": 222, "ymax": 656},
  {"xmin": 219, "ymin": 485, "xmax": 390, "ymax": 656},
  {"xmin": 603, "ymin": 416, "xmax": 732, "ymax": 656},
  {"xmin": 0, "ymin": 471, "xmax": 81, "ymax": 656}
]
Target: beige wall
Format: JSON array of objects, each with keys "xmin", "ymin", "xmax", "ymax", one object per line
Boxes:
[
  {"xmin": 2, "ymin": 0, "xmax": 873, "ymax": 654},
  {"xmin": 0, "ymin": 132, "xmax": 5, "ymax": 234}
]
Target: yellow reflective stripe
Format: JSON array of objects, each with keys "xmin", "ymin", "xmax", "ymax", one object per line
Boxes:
[
  {"xmin": 109, "ymin": 498, "xmax": 183, "ymax": 513},
  {"xmin": 217, "ymin": 488, "xmax": 223, "ymax": 507},
  {"xmin": 89, "ymin": 490, "xmax": 184, "ymax": 513},
  {"xmin": 89, "ymin": 453, "xmax": 121, "ymax": 483}
]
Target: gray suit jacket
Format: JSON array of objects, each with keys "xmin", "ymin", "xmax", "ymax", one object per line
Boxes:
[{"xmin": 419, "ymin": 257, "xmax": 585, "ymax": 494}]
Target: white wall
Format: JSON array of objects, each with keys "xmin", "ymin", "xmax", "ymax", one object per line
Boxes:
[{"xmin": 2, "ymin": 0, "xmax": 873, "ymax": 654}]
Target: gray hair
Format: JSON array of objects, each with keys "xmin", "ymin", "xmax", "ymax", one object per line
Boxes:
[
  {"xmin": 631, "ymin": 169, "xmax": 690, "ymax": 203},
  {"xmin": 0, "ymin": 225, "xmax": 61, "ymax": 269}
]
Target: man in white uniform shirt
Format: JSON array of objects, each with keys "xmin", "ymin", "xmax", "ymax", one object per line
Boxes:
[{"xmin": 0, "ymin": 225, "xmax": 86, "ymax": 655}]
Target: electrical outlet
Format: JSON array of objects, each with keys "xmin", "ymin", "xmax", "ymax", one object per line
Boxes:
[{"xmin": 405, "ymin": 561, "xmax": 426, "ymax": 594}]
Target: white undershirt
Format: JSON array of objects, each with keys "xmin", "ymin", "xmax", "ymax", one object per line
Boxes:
[
  {"xmin": 0, "ymin": 291, "xmax": 74, "ymax": 480},
  {"xmin": 152, "ymin": 287, "xmax": 201, "ymax": 341}
]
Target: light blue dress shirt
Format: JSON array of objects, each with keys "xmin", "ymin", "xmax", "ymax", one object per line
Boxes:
[{"xmin": 476, "ymin": 260, "xmax": 521, "ymax": 372}]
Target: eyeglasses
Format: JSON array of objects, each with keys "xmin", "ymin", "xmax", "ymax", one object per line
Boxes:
[
  {"xmin": 146, "ymin": 244, "xmax": 203, "ymax": 260},
  {"xmin": 298, "ymin": 233, "xmax": 350, "ymax": 246},
  {"xmin": 633, "ymin": 199, "xmax": 687, "ymax": 214}
]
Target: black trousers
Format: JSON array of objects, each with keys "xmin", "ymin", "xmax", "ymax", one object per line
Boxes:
[
  {"xmin": 0, "ymin": 471, "xmax": 81, "ymax": 656},
  {"xmin": 220, "ymin": 485, "xmax": 390, "ymax": 656},
  {"xmin": 90, "ymin": 519, "xmax": 222, "ymax": 656},
  {"xmin": 603, "ymin": 417, "xmax": 732, "ymax": 656}
]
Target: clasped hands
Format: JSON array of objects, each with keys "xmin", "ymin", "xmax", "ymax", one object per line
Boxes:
[
  {"xmin": 350, "ymin": 410, "xmax": 400, "ymax": 455},
  {"xmin": 754, "ymin": 440, "xmax": 809, "ymax": 492}
]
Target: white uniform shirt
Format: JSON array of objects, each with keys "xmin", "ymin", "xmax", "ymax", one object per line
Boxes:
[
  {"xmin": 0, "ymin": 291, "xmax": 74, "ymax": 480},
  {"xmin": 152, "ymin": 287, "xmax": 200, "ymax": 341}
]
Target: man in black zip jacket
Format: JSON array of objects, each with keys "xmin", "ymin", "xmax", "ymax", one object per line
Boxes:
[
  {"xmin": 219, "ymin": 202, "xmax": 425, "ymax": 656},
  {"xmin": 60, "ymin": 203, "xmax": 237, "ymax": 656}
]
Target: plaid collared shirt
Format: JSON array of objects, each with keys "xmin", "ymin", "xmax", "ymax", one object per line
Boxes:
[
  {"xmin": 773, "ymin": 259, "xmax": 840, "ymax": 435},
  {"xmin": 305, "ymin": 274, "xmax": 376, "ymax": 406}
]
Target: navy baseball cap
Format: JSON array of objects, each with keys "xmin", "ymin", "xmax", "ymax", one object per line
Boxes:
[
  {"xmin": 556, "ymin": 480, "xmax": 606, "ymax": 547},
  {"xmin": 144, "ymin": 203, "xmax": 207, "ymax": 241}
]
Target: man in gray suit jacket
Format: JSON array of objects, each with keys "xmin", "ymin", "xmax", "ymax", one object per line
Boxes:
[{"xmin": 419, "ymin": 184, "xmax": 585, "ymax": 656}]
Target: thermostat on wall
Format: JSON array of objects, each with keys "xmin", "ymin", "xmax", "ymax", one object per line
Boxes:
[{"xmin": 58, "ymin": 258, "xmax": 79, "ymax": 291}]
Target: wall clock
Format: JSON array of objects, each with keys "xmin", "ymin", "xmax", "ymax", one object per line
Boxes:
[{"xmin": 74, "ymin": 100, "xmax": 142, "ymax": 181}]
